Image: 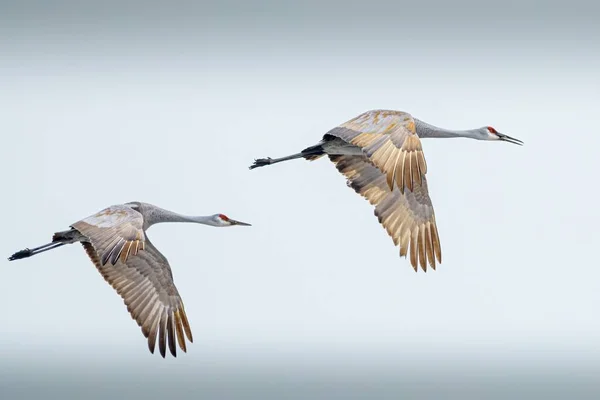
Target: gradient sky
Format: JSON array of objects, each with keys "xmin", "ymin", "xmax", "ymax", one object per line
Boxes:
[{"xmin": 1, "ymin": 0, "xmax": 599, "ymax": 398}]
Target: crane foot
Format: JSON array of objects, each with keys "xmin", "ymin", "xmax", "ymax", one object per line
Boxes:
[
  {"xmin": 8, "ymin": 248, "xmax": 33, "ymax": 261},
  {"xmin": 249, "ymin": 157, "xmax": 273, "ymax": 169}
]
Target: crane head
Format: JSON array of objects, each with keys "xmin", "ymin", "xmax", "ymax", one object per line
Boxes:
[
  {"xmin": 212, "ymin": 214, "xmax": 252, "ymax": 227},
  {"xmin": 483, "ymin": 126, "xmax": 523, "ymax": 145}
]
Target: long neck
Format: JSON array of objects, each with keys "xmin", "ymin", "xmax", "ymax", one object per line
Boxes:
[
  {"xmin": 414, "ymin": 118, "xmax": 480, "ymax": 139},
  {"xmin": 143, "ymin": 206, "xmax": 216, "ymax": 229}
]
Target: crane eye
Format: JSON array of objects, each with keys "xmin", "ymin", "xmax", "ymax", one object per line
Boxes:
[
  {"xmin": 218, "ymin": 214, "xmax": 230, "ymax": 222},
  {"xmin": 487, "ymin": 126, "xmax": 498, "ymax": 134}
]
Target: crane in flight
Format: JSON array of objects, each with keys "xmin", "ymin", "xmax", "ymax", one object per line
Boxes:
[
  {"xmin": 8, "ymin": 201, "xmax": 251, "ymax": 358},
  {"xmin": 250, "ymin": 109, "xmax": 522, "ymax": 271}
]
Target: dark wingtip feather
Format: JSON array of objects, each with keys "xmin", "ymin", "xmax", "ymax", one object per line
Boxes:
[
  {"xmin": 167, "ymin": 313, "xmax": 177, "ymax": 357},
  {"xmin": 159, "ymin": 313, "xmax": 167, "ymax": 358},
  {"xmin": 159, "ymin": 340, "xmax": 166, "ymax": 358}
]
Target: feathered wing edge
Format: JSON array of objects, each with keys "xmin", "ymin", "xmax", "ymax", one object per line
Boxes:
[
  {"xmin": 329, "ymin": 155, "xmax": 441, "ymax": 271},
  {"xmin": 80, "ymin": 239, "xmax": 193, "ymax": 357}
]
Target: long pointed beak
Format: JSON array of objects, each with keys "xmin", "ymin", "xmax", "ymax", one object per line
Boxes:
[
  {"xmin": 230, "ymin": 219, "xmax": 252, "ymax": 226},
  {"xmin": 497, "ymin": 132, "xmax": 523, "ymax": 146}
]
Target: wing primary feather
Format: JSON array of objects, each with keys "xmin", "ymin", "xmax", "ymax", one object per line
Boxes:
[
  {"xmin": 167, "ymin": 311, "xmax": 177, "ymax": 357},
  {"xmin": 431, "ymin": 217, "xmax": 442, "ymax": 263},
  {"xmin": 145, "ymin": 302, "xmax": 163, "ymax": 336},
  {"xmin": 388, "ymin": 153, "xmax": 400, "ymax": 190},
  {"xmin": 393, "ymin": 220, "xmax": 408, "ymax": 248},
  {"xmin": 408, "ymin": 151, "xmax": 416, "ymax": 192},
  {"xmin": 409, "ymin": 227, "xmax": 418, "ymax": 271},
  {"xmin": 399, "ymin": 229, "xmax": 410, "ymax": 258},
  {"xmin": 398, "ymin": 152, "xmax": 408, "ymax": 192},
  {"xmin": 403, "ymin": 153, "xmax": 412, "ymax": 194},
  {"xmin": 147, "ymin": 313, "xmax": 160, "ymax": 354},
  {"xmin": 179, "ymin": 306, "xmax": 193, "ymax": 342},
  {"xmin": 158, "ymin": 309, "xmax": 168, "ymax": 358},
  {"xmin": 386, "ymin": 214, "xmax": 402, "ymax": 246},
  {"xmin": 174, "ymin": 310, "xmax": 187, "ymax": 352},
  {"xmin": 425, "ymin": 223, "xmax": 436, "ymax": 270},
  {"xmin": 418, "ymin": 225, "xmax": 427, "ymax": 272},
  {"xmin": 411, "ymin": 152, "xmax": 421, "ymax": 187}
]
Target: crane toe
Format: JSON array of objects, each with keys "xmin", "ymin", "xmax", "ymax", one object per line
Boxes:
[{"xmin": 249, "ymin": 157, "xmax": 273, "ymax": 169}]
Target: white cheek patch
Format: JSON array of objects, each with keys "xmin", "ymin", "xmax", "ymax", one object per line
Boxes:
[{"xmin": 83, "ymin": 207, "xmax": 131, "ymax": 228}]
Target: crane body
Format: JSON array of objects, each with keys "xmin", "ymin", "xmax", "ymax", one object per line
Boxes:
[
  {"xmin": 250, "ymin": 109, "xmax": 522, "ymax": 271},
  {"xmin": 8, "ymin": 201, "xmax": 251, "ymax": 358}
]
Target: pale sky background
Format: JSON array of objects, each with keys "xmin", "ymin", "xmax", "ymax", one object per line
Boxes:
[{"xmin": 1, "ymin": 0, "xmax": 599, "ymax": 398}]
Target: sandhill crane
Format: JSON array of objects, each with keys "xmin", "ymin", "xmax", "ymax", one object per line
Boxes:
[
  {"xmin": 8, "ymin": 201, "xmax": 251, "ymax": 357},
  {"xmin": 250, "ymin": 109, "xmax": 522, "ymax": 271}
]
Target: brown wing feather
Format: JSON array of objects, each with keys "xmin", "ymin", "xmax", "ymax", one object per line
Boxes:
[
  {"xmin": 71, "ymin": 205, "xmax": 146, "ymax": 266},
  {"xmin": 81, "ymin": 238, "xmax": 193, "ymax": 357},
  {"xmin": 326, "ymin": 110, "xmax": 427, "ymax": 194},
  {"xmin": 73, "ymin": 205, "xmax": 192, "ymax": 357},
  {"xmin": 329, "ymin": 154, "xmax": 442, "ymax": 271}
]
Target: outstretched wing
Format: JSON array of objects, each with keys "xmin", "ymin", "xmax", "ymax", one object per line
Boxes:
[
  {"xmin": 72, "ymin": 205, "xmax": 193, "ymax": 357},
  {"xmin": 329, "ymin": 155, "xmax": 442, "ymax": 271},
  {"xmin": 326, "ymin": 110, "xmax": 427, "ymax": 194}
]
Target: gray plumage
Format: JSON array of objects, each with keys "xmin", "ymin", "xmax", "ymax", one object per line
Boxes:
[
  {"xmin": 250, "ymin": 109, "xmax": 522, "ymax": 271},
  {"xmin": 8, "ymin": 201, "xmax": 251, "ymax": 358}
]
